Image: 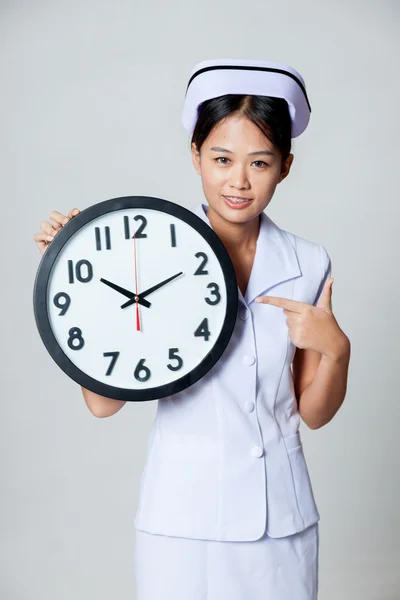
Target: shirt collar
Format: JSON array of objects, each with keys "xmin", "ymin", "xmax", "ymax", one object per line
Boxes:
[{"xmin": 192, "ymin": 203, "xmax": 302, "ymax": 305}]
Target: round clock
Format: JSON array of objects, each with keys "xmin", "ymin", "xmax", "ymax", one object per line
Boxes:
[{"xmin": 33, "ymin": 196, "xmax": 238, "ymax": 401}]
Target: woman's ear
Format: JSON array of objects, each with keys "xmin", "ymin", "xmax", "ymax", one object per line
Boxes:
[
  {"xmin": 278, "ymin": 153, "xmax": 294, "ymax": 183},
  {"xmin": 191, "ymin": 142, "xmax": 201, "ymax": 175}
]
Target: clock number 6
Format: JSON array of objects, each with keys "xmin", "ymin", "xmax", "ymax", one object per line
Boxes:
[
  {"xmin": 134, "ymin": 358, "xmax": 151, "ymax": 382},
  {"xmin": 67, "ymin": 327, "xmax": 84, "ymax": 350}
]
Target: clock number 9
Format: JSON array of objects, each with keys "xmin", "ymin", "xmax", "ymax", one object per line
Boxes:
[
  {"xmin": 67, "ymin": 327, "xmax": 85, "ymax": 350},
  {"xmin": 53, "ymin": 292, "xmax": 71, "ymax": 315},
  {"xmin": 134, "ymin": 358, "xmax": 151, "ymax": 382},
  {"xmin": 205, "ymin": 283, "xmax": 221, "ymax": 306}
]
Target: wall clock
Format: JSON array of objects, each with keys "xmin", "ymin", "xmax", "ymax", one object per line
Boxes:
[{"xmin": 33, "ymin": 196, "xmax": 238, "ymax": 401}]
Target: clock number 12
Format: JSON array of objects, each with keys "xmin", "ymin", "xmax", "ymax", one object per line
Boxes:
[{"xmin": 124, "ymin": 215, "xmax": 147, "ymax": 239}]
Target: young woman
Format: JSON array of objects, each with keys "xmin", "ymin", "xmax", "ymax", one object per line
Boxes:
[{"xmin": 34, "ymin": 59, "xmax": 351, "ymax": 599}]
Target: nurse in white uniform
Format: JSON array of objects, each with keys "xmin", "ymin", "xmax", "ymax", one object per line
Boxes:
[
  {"xmin": 33, "ymin": 59, "xmax": 351, "ymax": 599},
  {"xmin": 133, "ymin": 59, "xmax": 351, "ymax": 599}
]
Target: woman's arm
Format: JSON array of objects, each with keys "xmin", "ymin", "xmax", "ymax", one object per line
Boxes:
[
  {"xmin": 257, "ymin": 273, "xmax": 350, "ymax": 430},
  {"xmin": 295, "ymin": 336, "xmax": 351, "ymax": 429},
  {"xmin": 81, "ymin": 387, "xmax": 127, "ymax": 418}
]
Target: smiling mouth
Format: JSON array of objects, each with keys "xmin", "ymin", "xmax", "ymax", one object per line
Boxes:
[{"xmin": 223, "ymin": 195, "xmax": 253, "ymax": 204}]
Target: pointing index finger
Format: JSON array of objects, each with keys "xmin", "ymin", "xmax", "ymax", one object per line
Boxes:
[{"xmin": 255, "ymin": 296, "xmax": 309, "ymax": 313}]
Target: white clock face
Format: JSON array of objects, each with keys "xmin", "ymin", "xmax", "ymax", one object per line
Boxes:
[{"xmin": 44, "ymin": 203, "xmax": 234, "ymax": 397}]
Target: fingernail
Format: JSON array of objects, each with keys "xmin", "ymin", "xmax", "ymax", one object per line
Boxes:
[
  {"xmin": 72, "ymin": 209, "xmax": 79, "ymax": 215},
  {"xmin": 47, "ymin": 236, "xmax": 53, "ymax": 242},
  {"xmin": 255, "ymin": 297, "xmax": 262, "ymax": 303},
  {"xmin": 63, "ymin": 218, "xmax": 69, "ymax": 225}
]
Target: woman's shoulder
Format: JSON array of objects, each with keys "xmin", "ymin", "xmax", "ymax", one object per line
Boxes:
[
  {"xmin": 284, "ymin": 228, "xmax": 329, "ymax": 264},
  {"xmin": 264, "ymin": 212, "xmax": 330, "ymax": 274},
  {"xmin": 278, "ymin": 226, "xmax": 331, "ymax": 305}
]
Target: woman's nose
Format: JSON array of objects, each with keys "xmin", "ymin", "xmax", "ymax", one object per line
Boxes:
[{"xmin": 229, "ymin": 164, "xmax": 250, "ymax": 190}]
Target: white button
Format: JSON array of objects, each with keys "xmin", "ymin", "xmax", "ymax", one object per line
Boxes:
[
  {"xmin": 243, "ymin": 355, "xmax": 256, "ymax": 366},
  {"xmin": 239, "ymin": 308, "xmax": 249, "ymax": 320},
  {"xmin": 244, "ymin": 401, "xmax": 255, "ymax": 413},
  {"xmin": 251, "ymin": 446, "xmax": 264, "ymax": 458}
]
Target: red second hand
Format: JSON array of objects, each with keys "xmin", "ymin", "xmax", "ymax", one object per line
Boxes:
[{"xmin": 133, "ymin": 228, "xmax": 141, "ymax": 332}]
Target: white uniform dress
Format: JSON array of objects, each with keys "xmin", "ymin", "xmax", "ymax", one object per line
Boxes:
[{"xmin": 133, "ymin": 203, "xmax": 331, "ymax": 599}]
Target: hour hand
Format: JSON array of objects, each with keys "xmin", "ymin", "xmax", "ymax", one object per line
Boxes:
[{"xmin": 100, "ymin": 278, "xmax": 151, "ymax": 308}]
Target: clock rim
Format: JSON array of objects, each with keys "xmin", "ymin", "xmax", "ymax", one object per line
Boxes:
[{"xmin": 33, "ymin": 196, "xmax": 238, "ymax": 402}]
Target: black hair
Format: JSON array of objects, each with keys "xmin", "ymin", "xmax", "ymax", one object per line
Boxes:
[{"xmin": 191, "ymin": 94, "xmax": 292, "ymax": 164}]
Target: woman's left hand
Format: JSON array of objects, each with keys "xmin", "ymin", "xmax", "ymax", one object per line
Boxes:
[{"xmin": 255, "ymin": 278, "xmax": 348, "ymax": 360}]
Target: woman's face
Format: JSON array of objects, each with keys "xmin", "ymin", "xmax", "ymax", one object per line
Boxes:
[{"xmin": 191, "ymin": 113, "xmax": 294, "ymax": 226}]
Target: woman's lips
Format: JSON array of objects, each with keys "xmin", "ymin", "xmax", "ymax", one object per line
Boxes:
[{"xmin": 222, "ymin": 195, "xmax": 253, "ymax": 209}]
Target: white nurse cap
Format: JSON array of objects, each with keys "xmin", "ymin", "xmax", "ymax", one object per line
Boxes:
[{"xmin": 181, "ymin": 58, "xmax": 311, "ymax": 138}]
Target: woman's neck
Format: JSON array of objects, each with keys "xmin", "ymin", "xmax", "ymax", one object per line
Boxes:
[{"xmin": 206, "ymin": 204, "xmax": 260, "ymax": 256}]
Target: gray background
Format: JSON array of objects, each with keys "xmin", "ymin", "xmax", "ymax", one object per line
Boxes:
[{"xmin": 1, "ymin": 0, "xmax": 399, "ymax": 598}]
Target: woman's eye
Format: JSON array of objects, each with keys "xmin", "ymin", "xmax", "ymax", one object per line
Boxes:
[{"xmin": 214, "ymin": 157, "xmax": 268, "ymax": 167}]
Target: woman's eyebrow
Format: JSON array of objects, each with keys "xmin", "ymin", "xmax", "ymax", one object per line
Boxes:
[{"xmin": 210, "ymin": 146, "xmax": 275, "ymax": 156}]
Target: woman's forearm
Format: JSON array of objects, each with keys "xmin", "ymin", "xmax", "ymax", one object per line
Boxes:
[
  {"xmin": 298, "ymin": 336, "xmax": 351, "ymax": 429},
  {"xmin": 81, "ymin": 387, "xmax": 126, "ymax": 418}
]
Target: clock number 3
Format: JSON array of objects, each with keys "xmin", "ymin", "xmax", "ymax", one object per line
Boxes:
[{"xmin": 205, "ymin": 283, "xmax": 221, "ymax": 306}]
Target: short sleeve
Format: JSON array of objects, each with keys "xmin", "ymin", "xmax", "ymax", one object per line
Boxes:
[{"xmin": 313, "ymin": 244, "xmax": 332, "ymax": 306}]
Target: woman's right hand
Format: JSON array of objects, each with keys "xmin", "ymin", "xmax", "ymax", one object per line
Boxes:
[{"xmin": 33, "ymin": 208, "xmax": 81, "ymax": 256}]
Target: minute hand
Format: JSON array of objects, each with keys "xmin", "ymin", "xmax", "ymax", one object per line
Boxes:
[{"xmin": 120, "ymin": 272, "xmax": 183, "ymax": 309}]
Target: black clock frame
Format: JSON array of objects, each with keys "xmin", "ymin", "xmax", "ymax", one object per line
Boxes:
[{"xmin": 33, "ymin": 196, "xmax": 239, "ymax": 402}]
